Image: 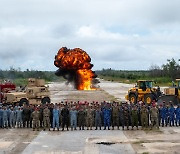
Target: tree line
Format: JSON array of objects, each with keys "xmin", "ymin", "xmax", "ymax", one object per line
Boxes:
[
  {"xmin": 96, "ymin": 58, "xmax": 180, "ymax": 84},
  {"xmin": 0, "ymin": 58, "xmax": 179, "ymax": 85}
]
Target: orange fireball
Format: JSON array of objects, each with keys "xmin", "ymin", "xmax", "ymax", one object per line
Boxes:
[{"xmin": 54, "ymin": 47, "xmax": 97, "ymax": 90}]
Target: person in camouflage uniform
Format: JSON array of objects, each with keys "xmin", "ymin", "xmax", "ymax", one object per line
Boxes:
[
  {"xmin": 150, "ymin": 104, "xmax": 159, "ymax": 129},
  {"xmin": 95, "ymin": 106, "xmax": 102, "ymax": 130},
  {"xmin": 112, "ymin": 102, "xmax": 119, "ymax": 130},
  {"xmin": 124, "ymin": 106, "xmax": 130, "ymax": 130},
  {"xmin": 43, "ymin": 106, "xmax": 50, "ymax": 131},
  {"xmin": 131, "ymin": 105, "xmax": 139, "ymax": 130},
  {"xmin": 78, "ymin": 107, "xmax": 86, "ymax": 130},
  {"xmin": 31, "ymin": 108, "xmax": 40, "ymax": 131},
  {"xmin": 39, "ymin": 105, "xmax": 44, "ymax": 128},
  {"xmin": 141, "ymin": 105, "xmax": 148, "ymax": 129},
  {"xmin": 86, "ymin": 106, "xmax": 94, "ymax": 130},
  {"xmin": 119, "ymin": 104, "xmax": 125, "ymax": 130}
]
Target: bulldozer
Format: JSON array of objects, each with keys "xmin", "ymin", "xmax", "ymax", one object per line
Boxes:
[
  {"xmin": 125, "ymin": 80, "xmax": 161, "ymax": 104},
  {"xmin": 5, "ymin": 78, "xmax": 50, "ymax": 106},
  {"xmin": 158, "ymin": 79, "xmax": 180, "ymax": 105}
]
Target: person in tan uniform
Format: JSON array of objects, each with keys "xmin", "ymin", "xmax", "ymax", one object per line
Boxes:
[
  {"xmin": 43, "ymin": 106, "xmax": 51, "ymax": 131},
  {"xmin": 31, "ymin": 108, "xmax": 40, "ymax": 131},
  {"xmin": 150, "ymin": 103, "xmax": 159, "ymax": 129}
]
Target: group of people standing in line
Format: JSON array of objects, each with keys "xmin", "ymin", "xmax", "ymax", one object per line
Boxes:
[{"xmin": 0, "ymin": 100, "xmax": 179, "ymax": 131}]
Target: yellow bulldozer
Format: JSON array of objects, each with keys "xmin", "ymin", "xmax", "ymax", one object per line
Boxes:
[
  {"xmin": 125, "ymin": 80, "xmax": 161, "ymax": 104},
  {"xmin": 158, "ymin": 79, "xmax": 180, "ymax": 105}
]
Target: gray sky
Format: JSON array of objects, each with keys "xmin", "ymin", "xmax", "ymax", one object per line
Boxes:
[{"xmin": 0, "ymin": 0, "xmax": 180, "ymax": 71}]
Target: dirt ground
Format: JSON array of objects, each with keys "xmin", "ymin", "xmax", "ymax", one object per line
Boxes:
[{"xmin": 0, "ymin": 80, "xmax": 180, "ymax": 154}]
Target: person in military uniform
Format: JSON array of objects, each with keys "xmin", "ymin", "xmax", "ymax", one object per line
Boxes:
[
  {"xmin": 70, "ymin": 106, "xmax": 78, "ymax": 130},
  {"xmin": 0, "ymin": 106, "xmax": 3, "ymax": 128},
  {"xmin": 161, "ymin": 103, "xmax": 168, "ymax": 127},
  {"xmin": 78, "ymin": 107, "xmax": 86, "ymax": 130},
  {"xmin": 22, "ymin": 105, "xmax": 31, "ymax": 128},
  {"xmin": 31, "ymin": 108, "xmax": 40, "ymax": 131},
  {"xmin": 102, "ymin": 103, "xmax": 111, "ymax": 130},
  {"xmin": 119, "ymin": 104, "xmax": 125, "ymax": 130},
  {"xmin": 86, "ymin": 105, "xmax": 94, "ymax": 130},
  {"xmin": 16, "ymin": 107, "xmax": 23, "ymax": 128},
  {"xmin": 9, "ymin": 107, "xmax": 16, "ymax": 128},
  {"xmin": 141, "ymin": 105, "xmax": 148, "ymax": 129},
  {"xmin": 131, "ymin": 105, "xmax": 139, "ymax": 130},
  {"xmin": 169, "ymin": 103, "xmax": 175, "ymax": 126},
  {"xmin": 53, "ymin": 105, "xmax": 60, "ymax": 131},
  {"xmin": 2, "ymin": 106, "xmax": 8, "ymax": 128},
  {"xmin": 150, "ymin": 103, "xmax": 159, "ymax": 129},
  {"xmin": 29, "ymin": 105, "xmax": 34, "ymax": 128},
  {"xmin": 61, "ymin": 105, "xmax": 70, "ymax": 131},
  {"xmin": 43, "ymin": 106, "xmax": 50, "ymax": 131},
  {"xmin": 175, "ymin": 104, "xmax": 180, "ymax": 126},
  {"xmin": 95, "ymin": 106, "xmax": 102, "ymax": 130},
  {"xmin": 112, "ymin": 102, "xmax": 119, "ymax": 130},
  {"xmin": 39, "ymin": 105, "xmax": 44, "ymax": 128},
  {"xmin": 124, "ymin": 106, "xmax": 130, "ymax": 130}
]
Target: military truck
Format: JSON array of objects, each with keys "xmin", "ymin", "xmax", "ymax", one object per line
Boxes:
[
  {"xmin": 125, "ymin": 80, "xmax": 161, "ymax": 104},
  {"xmin": 5, "ymin": 78, "xmax": 50, "ymax": 106}
]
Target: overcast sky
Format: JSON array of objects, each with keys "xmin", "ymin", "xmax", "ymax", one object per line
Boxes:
[{"xmin": 0, "ymin": 0, "xmax": 180, "ymax": 71}]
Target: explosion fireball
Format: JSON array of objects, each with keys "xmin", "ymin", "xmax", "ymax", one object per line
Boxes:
[{"xmin": 54, "ymin": 47, "xmax": 97, "ymax": 90}]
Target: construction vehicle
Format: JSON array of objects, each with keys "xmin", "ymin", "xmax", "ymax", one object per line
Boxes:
[
  {"xmin": 5, "ymin": 78, "xmax": 50, "ymax": 106},
  {"xmin": 0, "ymin": 80, "xmax": 16, "ymax": 103},
  {"xmin": 158, "ymin": 79, "xmax": 180, "ymax": 105},
  {"xmin": 125, "ymin": 80, "xmax": 161, "ymax": 104}
]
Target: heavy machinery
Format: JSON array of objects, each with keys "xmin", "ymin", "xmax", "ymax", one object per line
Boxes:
[
  {"xmin": 159, "ymin": 79, "xmax": 180, "ymax": 105},
  {"xmin": 5, "ymin": 78, "xmax": 50, "ymax": 106},
  {"xmin": 125, "ymin": 80, "xmax": 161, "ymax": 104},
  {"xmin": 0, "ymin": 80, "xmax": 16, "ymax": 103}
]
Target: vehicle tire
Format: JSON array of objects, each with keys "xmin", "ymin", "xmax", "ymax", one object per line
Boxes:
[
  {"xmin": 19, "ymin": 98, "xmax": 29, "ymax": 106},
  {"xmin": 144, "ymin": 94, "xmax": 154, "ymax": 104},
  {"xmin": 129, "ymin": 93, "xmax": 137, "ymax": 104},
  {"xmin": 41, "ymin": 97, "xmax": 50, "ymax": 104}
]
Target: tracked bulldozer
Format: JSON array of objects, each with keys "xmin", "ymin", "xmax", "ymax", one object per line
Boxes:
[{"xmin": 125, "ymin": 80, "xmax": 161, "ymax": 104}]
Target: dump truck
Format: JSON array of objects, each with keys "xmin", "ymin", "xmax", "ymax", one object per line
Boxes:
[
  {"xmin": 158, "ymin": 79, "xmax": 180, "ymax": 105},
  {"xmin": 5, "ymin": 78, "xmax": 50, "ymax": 106},
  {"xmin": 125, "ymin": 80, "xmax": 161, "ymax": 104}
]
